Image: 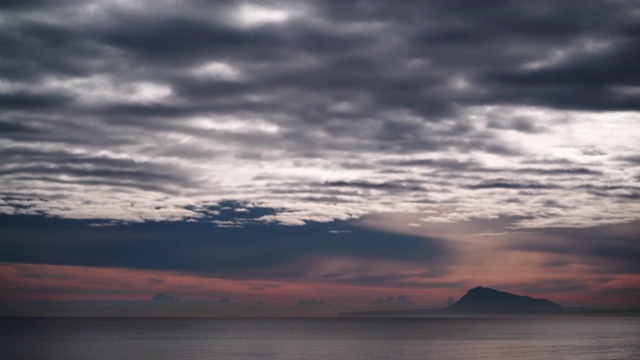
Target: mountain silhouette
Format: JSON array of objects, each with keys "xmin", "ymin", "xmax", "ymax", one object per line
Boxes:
[
  {"xmin": 444, "ymin": 286, "xmax": 562, "ymax": 314},
  {"xmin": 339, "ymin": 286, "xmax": 564, "ymax": 316}
]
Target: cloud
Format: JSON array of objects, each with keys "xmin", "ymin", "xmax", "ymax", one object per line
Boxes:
[
  {"xmin": 370, "ymin": 295, "xmax": 412, "ymax": 309},
  {"xmin": 503, "ymin": 221, "xmax": 640, "ymax": 275},
  {"xmin": 468, "ymin": 180, "xmax": 559, "ymax": 190},
  {"xmin": 293, "ymin": 298, "xmax": 327, "ymax": 308},
  {"xmin": 151, "ymin": 293, "xmax": 179, "ymax": 302},
  {"xmin": 2, "ymin": 215, "xmax": 639, "ymax": 308},
  {"xmin": 0, "ymin": 213, "xmax": 450, "ymax": 282},
  {"xmin": 0, "ymin": 0, "xmax": 638, "ymax": 230}
]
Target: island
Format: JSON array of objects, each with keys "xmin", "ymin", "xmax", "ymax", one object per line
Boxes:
[{"xmin": 338, "ymin": 286, "xmax": 619, "ymax": 317}]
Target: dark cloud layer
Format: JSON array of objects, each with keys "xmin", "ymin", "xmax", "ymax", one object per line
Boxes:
[
  {"xmin": 0, "ymin": 213, "xmax": 449, "ymax": 283},
  {"xmin": 505, "ymin": 221, "xmax": 640, "ymax": 275}
]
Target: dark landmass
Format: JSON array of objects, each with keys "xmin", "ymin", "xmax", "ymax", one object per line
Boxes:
[
  {"xmin": 339, "ymin": 286, "xmax": 640, "ymax": 317},
  {"xmin": 444, "ymin": 286, "xmax": 562, "ymax": 314}
]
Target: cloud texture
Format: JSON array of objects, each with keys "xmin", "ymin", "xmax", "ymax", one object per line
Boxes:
[{"xmin": 1, "ymin": 0, "xmax": 639, "ymax": 228}]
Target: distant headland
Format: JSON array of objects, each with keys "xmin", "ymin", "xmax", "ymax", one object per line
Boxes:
[
  {"xmin": 339, "ymin": 286, "xmax": 632, "ymax": 317},
  {"xmin": 444, "ymin": 286, "xmax": 562, "ymax": 313}
]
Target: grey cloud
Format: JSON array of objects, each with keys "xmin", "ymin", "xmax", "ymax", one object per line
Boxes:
[
  {"xmin": 293, "ymin": 298, "xmax": 327, "ymax": 308},
  {"xmin": 151, "ymin": 293, "xmax": 179, "ymax": 302},
  {"xmin": 486, "ymin": 117, "xmax": 546, "ymax": 133},
  {"xmin": 0, "ymin": 121, "xmax": 40, "ymax": 134},
  {"xmin": 327, "ymin": 274, "xmax": 453, "ymax": 289},
  {"xmin": 0, "ymin": 92, "xmax": 72, "ymax": 110},
  {"xmin": 517, "ymin": 168, "xmax": 602, "ymax": 176},
  {"xmin": 96, "ymin": 17, "xmax": 287, "ymax": 66},
  {"xmin": 617, "ymin": 155, "xmax": 640, "ymax": 165},
  {"xmin": 0, "ymin": 21, "xmax": 109, "ymax": 80},
  {"xmin": 577, "ymin": 184, "xmax": 640, "ymax": 199},
  {"xmin": 386, "ymin": 158, "xmax": 479, "ymax": 171},
  {"xmin": 324, "ymin": 180, "xmax": 424, "ymax": 192},
  {"xmin": 370, "ymin": 295, "xmax": 412, "ymax": 309},
  {"xmin": 0, "ymin": 148, "xmax": 197, "ymax": 192},
  {"xmin": 504, "ymin": 221, "xmax": 640, "ymax": 274},
  {"xmin": 618, "ymin": 193, "xmax": 640, "ymax": 200},
  {"xmin": 469, "ymin": 180, "xmax": 559, "ymax": 190},
  {"xmin": 494, "ymin": 280, "xmax": 588, "ymax": 298},
  {"xmin": 0, "ymin": 214, "xmax": 451, "ymax": 281},
  {"xmin": 0, "ymin": 0, "xmax": 638, "ymax": 228}
]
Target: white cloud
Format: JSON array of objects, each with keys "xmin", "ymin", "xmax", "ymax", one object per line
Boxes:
[
  {"xmin": 3, "ymin": 101, "xmax": 639, "ymax": 228},
  {"xmin": 1, "ymin": 76, "xmax": 173, "ymax": 104},
  {"xmin": 188, "ymin": 115, "xmax": 280, "ymax": 134},
  {"xmin": 191, "ymin": 62, "xmax": 244, "ymax": 81},
  {"xmin": 45, "ymin": 76, "xmax": 173, "ymax": 104},
  {"xmin": 233, "ymin": 4, "xmax": 291, "ymax": 28}
]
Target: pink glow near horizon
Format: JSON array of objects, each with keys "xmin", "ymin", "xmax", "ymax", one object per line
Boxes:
[{"xmin": 1, "ymin": 261, "xmax": 638, "ymax": 308}]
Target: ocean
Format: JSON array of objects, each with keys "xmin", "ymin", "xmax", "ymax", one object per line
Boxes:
[{"xmin": 1, "ymin": 316, "xmax": 639, "ymax": 359}]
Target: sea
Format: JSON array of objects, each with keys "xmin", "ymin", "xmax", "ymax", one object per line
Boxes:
[{"xmin": 1, "ymin": 316, "xmax": 639, "ymax": 359}]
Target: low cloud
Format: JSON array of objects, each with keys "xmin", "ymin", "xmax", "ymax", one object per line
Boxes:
[
  {"xmin": 0, "ymin": 213, "xmax": 451, "ymax": 281},
  {"xmin": 503, "ymin": 221, "xmax": 640, "ymax": 275},
  {"xmin": 293, "ymin": 298, "xmax": 327, "ymax": 309},
  {"xmin": 370, "ymin": 295, "xmax": 412, "ymax": 309},
  {"xmin": 151, "ymin": 293, "xmax": 179, "ymax": 302}
]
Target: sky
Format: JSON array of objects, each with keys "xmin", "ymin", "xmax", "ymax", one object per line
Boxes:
[{"xmin": 0, "ymin": 0, "xmax": 639, "ymax": 314}]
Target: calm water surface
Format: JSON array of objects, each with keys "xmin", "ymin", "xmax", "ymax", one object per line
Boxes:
[{"xmin": 2, "ymin": 317, "xmax": 639, "ymax": 359}]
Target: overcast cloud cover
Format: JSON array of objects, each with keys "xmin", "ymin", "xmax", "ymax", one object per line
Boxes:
[
  {"xmin": 2, "ymin": 0, "xmax": 639, "ymax": 227},
  {"xmin": 1, "ymin": 0, "xmax": 639, "ymax": 309}
]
